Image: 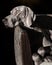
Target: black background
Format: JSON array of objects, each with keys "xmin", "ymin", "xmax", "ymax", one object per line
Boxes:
[{"xmin": 0, "ymin": 0, "xmax": 52, "ymax": 65}]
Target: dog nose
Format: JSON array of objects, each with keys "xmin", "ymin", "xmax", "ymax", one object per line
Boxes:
[{"xmin": 2, "ymin": 18, "xmax": 8, "ymax": 22}]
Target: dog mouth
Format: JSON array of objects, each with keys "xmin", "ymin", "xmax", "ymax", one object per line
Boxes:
[
  {"xmin": 2, "ymin": 18, "xmax": 8, "ymax": 26},
  {"xmin": 2, "ymin": 18, "xmax": 8, "ymax": 22},
  {"xmin": 2, "ymin": 18, "xmax": 14, "ymax": 28}
]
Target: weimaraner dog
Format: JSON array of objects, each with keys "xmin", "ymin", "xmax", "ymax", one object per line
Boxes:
[{"xmin": 2, "ymin": 5, "xmax": 52, "ymax": 65}]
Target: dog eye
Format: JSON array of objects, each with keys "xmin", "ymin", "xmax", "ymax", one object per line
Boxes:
[
  {"xmin": 11, "ymin": 18, "xmax": 16, "ymax": 24},
  {"xmin": 18, "ymin": 18, "xmax": 21, "ymax": 21},
  {"xmin": 17, "ymin": 16, "xmax": 21, "ymax": 21}
]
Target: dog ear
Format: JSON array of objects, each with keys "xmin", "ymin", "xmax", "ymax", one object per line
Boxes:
[
  {"xmin": 24, "ymin": 7, "xmax": 36, "ymax": 27},
  {"xmin": 27, "ymin": 7, "xmax": 36, "ymax": 21},
  {"xmin": 27, "ymin": 7, "xmax": 33, "ymax": 18}
]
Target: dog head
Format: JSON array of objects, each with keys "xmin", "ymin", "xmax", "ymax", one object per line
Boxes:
[{"xmin": 2, "ymin": 6, "xmax": 36, "ymax": 28}]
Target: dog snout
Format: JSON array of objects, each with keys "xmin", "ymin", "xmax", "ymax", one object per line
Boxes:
[
  {"xmin": 2, "ymin": 18, "xmax": 8, "ymax": 25},
  {"xmin": 2, "ymin": 18, "xmax": 8, "ymax": 22}
]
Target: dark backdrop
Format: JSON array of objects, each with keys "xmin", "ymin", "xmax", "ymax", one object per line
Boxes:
[{"xmin": 0, "ymin": 0, "xmax": 52, "ymax": 65}]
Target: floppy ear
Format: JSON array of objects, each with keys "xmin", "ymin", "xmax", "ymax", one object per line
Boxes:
[
  {"xmin": 27, "ymin": 7, "xmax": 36, "ymax": 20},
  {"xmin": 27, "ymin": 7, "xmax": 33, "ymax": 18},
  {"xmin": 24, "ymin": 7, "xmax": 36, "ymax": 27}
]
